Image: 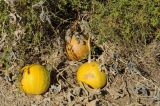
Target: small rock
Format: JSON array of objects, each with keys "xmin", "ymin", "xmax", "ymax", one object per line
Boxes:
[
  {"xmin": 35, "ymin": 95, "xmax": 43, "ymax": 101},
  {"xmin": 86, "ymin": 99, "xmax": 98, "ymax": 106}
]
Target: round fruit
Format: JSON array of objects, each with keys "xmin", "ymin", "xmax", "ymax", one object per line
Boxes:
[
  {"xmin": 20, "ymin": 64, "xmax": 50, "ymax": 95},
  {"xmin": 77, "ymin": 62, "xmax": 106, "ymax": 89},
  {"xmin": 66, "ymin": 35, "xmax": 89, "ymax": 61}
]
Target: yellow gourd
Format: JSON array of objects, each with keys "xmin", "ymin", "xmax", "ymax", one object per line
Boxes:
[
  {"xmin": 20, "ymin": 64, "xmax": 50, "ymax": 95},
  {"xmin": 77, "ymin": 62, "xmax": 106, "ymax": 89},
  {"xmin": 66, "ymin": 35, "xmax": 89, "ymax": 61}
]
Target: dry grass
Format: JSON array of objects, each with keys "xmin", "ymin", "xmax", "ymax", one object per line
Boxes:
[{"xmin": 0, "ymin": 0, "xmax": 160, "ymax": 106}]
